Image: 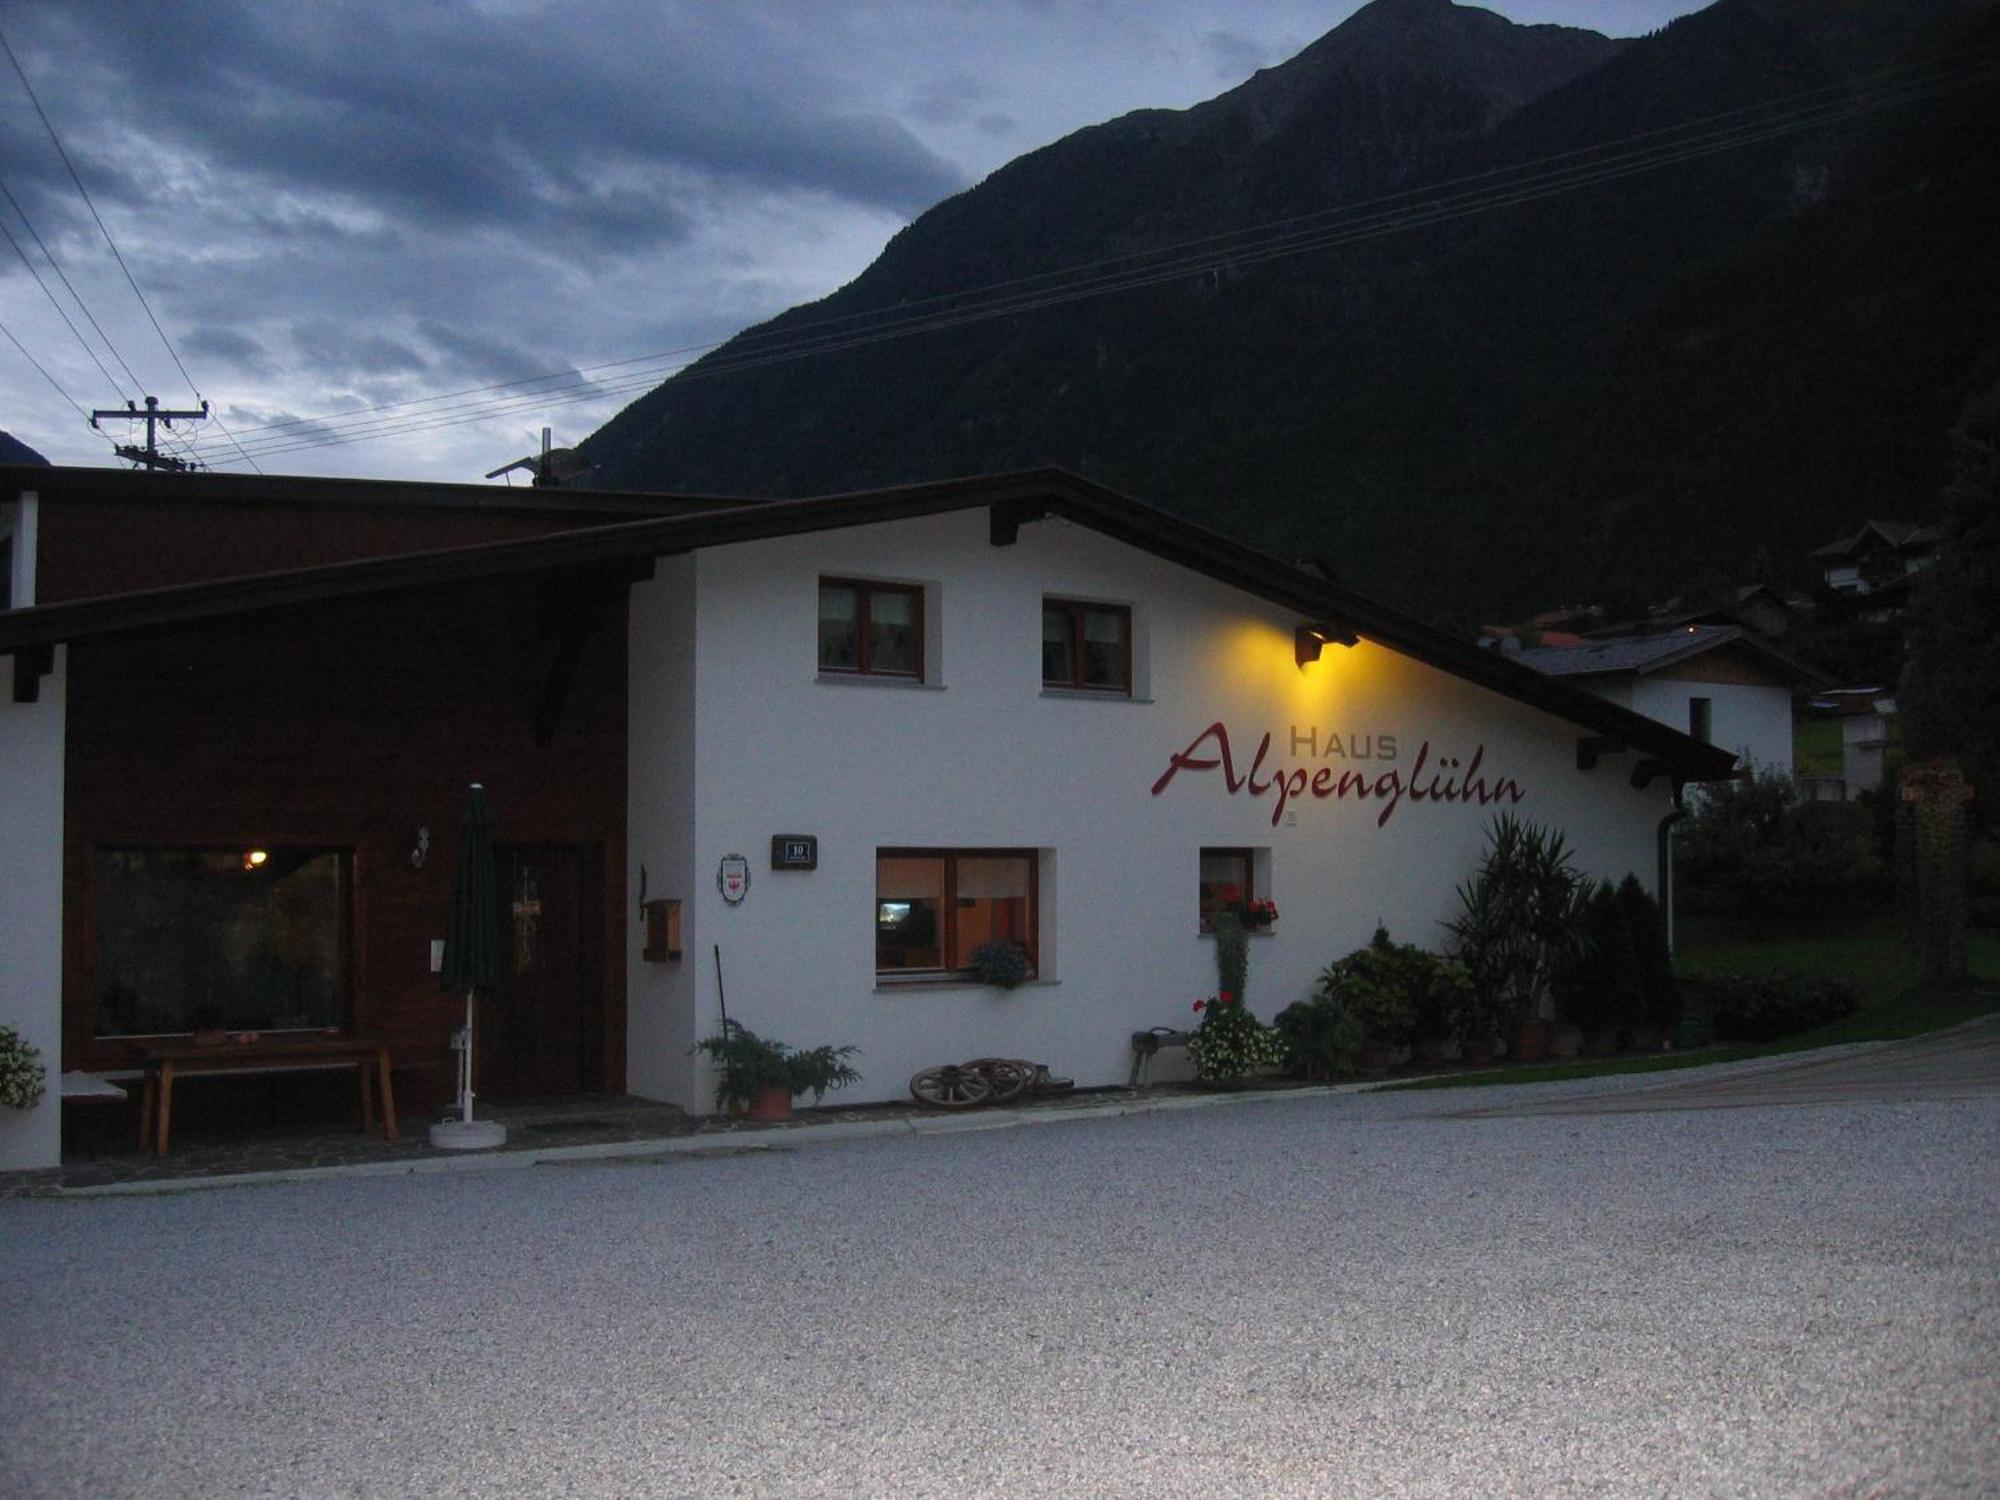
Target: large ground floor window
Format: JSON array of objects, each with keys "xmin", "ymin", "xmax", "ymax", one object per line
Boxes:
[
  {"xmin": 876, "ymin": 848, "xmax": 1036, "ymax": 977},
  {"xmin": 95, "ymin": 848, "xmax": 351, "ymax": 1037}
]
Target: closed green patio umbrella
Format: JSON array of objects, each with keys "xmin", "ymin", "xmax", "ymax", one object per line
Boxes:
[{"xmin": 431, "ymin": 782, "xmax": 508, "ymax": 1150}]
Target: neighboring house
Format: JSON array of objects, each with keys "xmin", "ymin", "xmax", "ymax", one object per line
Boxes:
[
  {"xmin": 1505, "ymin": 625, "xmax": 1826, "ymax": 779},
  {"xmin": 0, "ymin": 463, "xmax": 1733, "ymax": 1171},
  {"xmin": 1809, "ymin": 521, "xmax": 1940, "ymax": 598},
  {"xmin": 1801, "ymin": 687, "xmax": 1899, "ymax": 802},
  {"xmin": 1622, "ymin": 583, "xmax": 1808, "ymax": 642}
]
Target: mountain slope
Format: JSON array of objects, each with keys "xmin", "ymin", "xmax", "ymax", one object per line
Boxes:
[{"xmin": 581, "ymin": 0, "xmax": 2000, "ymax": 622}]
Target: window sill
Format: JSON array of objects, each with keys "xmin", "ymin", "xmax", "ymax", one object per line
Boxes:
[
  {"xmin": 873, "ymin": 976, "xmax": 1059, "ymax": 994},
  {"xmin": 816, "ymin": 673, "xmax": 944, "ymax": 691},
  {"xmin": 1198, "ymin": 928, "xmax": 1277, "ymax": 938},
  {"xmin": 1039, "ymin": 688, "xmax": 1151, "ymax": 704}
]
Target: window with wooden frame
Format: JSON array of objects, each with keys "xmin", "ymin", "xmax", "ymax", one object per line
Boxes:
[
  {"xmin": 1199, "ymin": 847, "xmax": 1256, "ymax": 933},
  {"xmin": 819, "ymin": 577, "xmax": 923, "ymax": 680},
  {"xmin": 1041, "ymin": 598, "xmax": 1131, "ymax": 694},
  {"xmin": 876, "ymin": 849, "xmax": 1037, "ymax": 978},
  {"xmin": 93, "ymin": 848, "xmax": 353, "ymax": 1037}
]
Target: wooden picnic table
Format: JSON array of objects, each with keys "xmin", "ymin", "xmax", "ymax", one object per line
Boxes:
[{"xmin": 134, "ymin": 1033, "xmax": 398, "ymax": 1157}]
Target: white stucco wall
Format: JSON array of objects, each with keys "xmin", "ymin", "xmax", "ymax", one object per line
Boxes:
[
  {"xmin": 626, "ymin": 554, "xmax": 699, "ymax": 1105},
  {"xmin": 627, "ymin": 510, "xmax": 1677, "ymax": 1112},
  {"xmin": 0, "ymin": 645, "xmax": 65, "ymax": 1170},
  {"xmin": 1624, "ymin": 677, "xmax": 1790, "ymax": 777}
]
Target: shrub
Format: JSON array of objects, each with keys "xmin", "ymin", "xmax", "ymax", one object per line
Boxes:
[
  {"xmin": 1280, "ymin": 928, "xmax": 1472, "ymax": 1076},
  {"xmin": 1557, "ymin": 881, "xmax": 1641, "ymax": 1034},
  {"xmin": 1676, "ymin": 769, "xmax": 1888, "ymax": 923},
  {"xmin": 1274, "ymin": 997, "xmax": 1363, "ymax": 1080},
  {"xmin": 1679, "ymin": 971, "xmax": 1862, "ymax": 1042}
]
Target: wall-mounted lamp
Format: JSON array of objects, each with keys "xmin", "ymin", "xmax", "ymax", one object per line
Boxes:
[
  {"xmin": 1295, "ymin": 621, "xmax": 1359, "ymax": 667},
  {"xmin": 411, "ymin": 826, "xmax": 430, "ymax": 870},
  {"xmin": 241, "ymin": 849, "xmax": 269, "ymax": 872}
]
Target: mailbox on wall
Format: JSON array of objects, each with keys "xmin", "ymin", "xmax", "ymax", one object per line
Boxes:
[
  {"xmin": 771, "ymin": 835, "xmax": 817, "ymax": 871},
  {"xmin": 641, "ymin": 898, "xmax": 681, "ymax": 962}
]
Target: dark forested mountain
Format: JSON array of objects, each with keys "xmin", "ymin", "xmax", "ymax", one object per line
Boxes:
[
  {"xmin": 580, "ymin": 0, "xmax": 2000, "ymax": 623},
  {"xmin": 0, "ymin": 430, "xmax": 48, "ymax": 466}
]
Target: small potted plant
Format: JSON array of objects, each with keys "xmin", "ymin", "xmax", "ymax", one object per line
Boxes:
[
  {"xmin": 969, "ymin": 940, "xmax": 1032, "ymax": 989},
  {"xmin": 693, "ymin": 1020, "xmax": 861, "ymax": 1121},
  {"xmin": 1239, "ymin": 897, "xmax": 1279, "ymax": 931},
  {"xmin": 0, "ymin": 1024, "xmax": 47, "ymax": 1112}
]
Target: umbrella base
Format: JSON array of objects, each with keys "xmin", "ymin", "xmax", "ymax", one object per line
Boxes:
[{"xmin": 428, "ymin": 1118, "xmax": 508, "ymax": 1151}]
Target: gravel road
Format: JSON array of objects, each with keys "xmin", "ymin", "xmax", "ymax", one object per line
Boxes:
[{"xmin": 3, "ymin": 1039, "xmax": 1996, "ymax": 1498}]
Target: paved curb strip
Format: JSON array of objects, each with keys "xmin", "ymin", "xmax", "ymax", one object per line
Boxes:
[
  {"xmin": 52, "ymin": 1080, "xmax": 1389, "ymax": 1198},
  {"xmin": 48, "ymin": 1017, "xmax": 1998, "ymax": 1199}
]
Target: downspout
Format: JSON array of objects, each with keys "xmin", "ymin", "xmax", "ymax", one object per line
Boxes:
[{"xmin": 1657, "ymin": 779, "xmax": 1689, "ymax": 955}]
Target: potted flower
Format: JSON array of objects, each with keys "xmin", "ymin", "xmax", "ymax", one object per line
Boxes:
[
  {"xmin": 0, "ymin": 1025, "xmax": 47, "ymax": 1111},
  {"xmin": 969, "ymin": 940, "xmax": 1032, "ymax": 989},
  {"xmin": 1239, "ymin": 898, "xmax": 1279, "ymax": 931},
  {"xmin": 1187, "ymin": 990, "xmax": 1288, "ymax": 1085},
  {"xmin": 692, "ymin": 1020, "xmax": 861, "ymax": 1121}
]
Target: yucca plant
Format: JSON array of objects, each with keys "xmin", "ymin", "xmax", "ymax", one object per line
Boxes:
[{"xmin": 1443, "ymin": 813, "xmax": 1591, "ymax": 1038}]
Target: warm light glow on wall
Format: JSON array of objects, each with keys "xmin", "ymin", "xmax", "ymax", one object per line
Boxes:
[
  {"xmin": 242, "ymin": 849, "xmax": 268, "ymax": 872},
  {"xmin": 1201, "ymin": 618, "xmax": 1387, "ymax": 717}
]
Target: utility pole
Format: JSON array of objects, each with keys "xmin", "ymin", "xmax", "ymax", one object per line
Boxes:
[{"xmin": 90, "ymin": 395, "xmax": 209, "ymax": 472}]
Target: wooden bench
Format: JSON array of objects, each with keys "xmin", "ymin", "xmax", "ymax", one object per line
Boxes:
[
  {"xmin": 1128, "ymin": 1027, "xmax": 1195, "ymax": 1087},
  {"xmin": 133, "ymin": 1034, "xmax": 398, "ymax": 1157}
]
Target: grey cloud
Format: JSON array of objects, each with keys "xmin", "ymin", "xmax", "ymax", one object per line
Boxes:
[
  {"xmin": 1202, "ymin": 30, "xmax": 1277, "ymax": 83},
  {"xmin": 182, "ymin": 327, "xmax": 271, "ymax": 371},
  {"xmin": 289, "ymin": 320, "xmax": 428, "ymax": 379},
  {"xmin": 975, "ymin": 113, "xmax": 1020, "ymax": 139},
  {"xmin": 907, "ymin": 71, "xmax": 990, "ymax": 129},
  {"xmin": 7, "ymin": 0, "xmax": 964, "ymax": 262}
]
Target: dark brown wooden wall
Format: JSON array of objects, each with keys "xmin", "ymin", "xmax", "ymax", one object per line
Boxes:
[
  {"xmin": 34, "ymin": 494, "xmax": 605, "ymax": 603},
  {"xmin": 62, "ymin": 575, "xmax": 631, "ymax": 1108}
]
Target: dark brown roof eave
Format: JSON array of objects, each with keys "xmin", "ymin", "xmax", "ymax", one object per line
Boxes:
[{"xmin": 1, "ymin": 464, "xmax": 1739, "ymax": 782}]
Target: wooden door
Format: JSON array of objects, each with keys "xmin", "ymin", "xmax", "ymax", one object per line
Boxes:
[{"xmin": 484, "ymin": 844, "xmax": 600, "ymax": 1098}]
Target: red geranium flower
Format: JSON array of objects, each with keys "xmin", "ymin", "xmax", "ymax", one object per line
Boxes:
[
  {"xmin": 1219, "ymin": 990, "xmax": 1235, "ymax": 1005},
  {"xmin": 1192, "ymin": 999, "xmax": 1207, "ymax": 1012}
]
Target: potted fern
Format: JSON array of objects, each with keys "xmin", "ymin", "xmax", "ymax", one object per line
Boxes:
[{"xmin": 693, "ymin": 1020, "xmax": 861, "ymax": 1121}]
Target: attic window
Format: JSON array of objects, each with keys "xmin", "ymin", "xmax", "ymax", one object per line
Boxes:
[
  {"xmin": 1042, "ymin": 599, "xmax": 1131, "ymax": 694},
  {"xmin": 819, "ymin": 578, "xmax": 923, "ymax": 680}
]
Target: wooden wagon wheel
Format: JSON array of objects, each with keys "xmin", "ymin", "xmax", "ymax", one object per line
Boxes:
[
  {"xmin": 909, "ymin": 1064, "xmax": 993, "ymax": 1109},
  {"xmin": 963, "ymin": 1057, "xmax": 1037, "ymax": 1104}
]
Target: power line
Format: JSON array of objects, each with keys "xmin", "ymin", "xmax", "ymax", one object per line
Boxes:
[
  {"xmin": 0, "ymin": 212, "xmax": 133, "ymax": 400},
  {"xmin": 192, "ymin": 39, "xmax": 1997, "ymax": 467},
  {"xmin": 0, "ymin": 313, "xmax": 107, "ymax": 428},
  {"xmin": 0, "ymin": 173, "xmax": 145, "ymax": 390},
  {"xmin": 0, "ymin": 23, "xmax": 261, "ymax": 473}
]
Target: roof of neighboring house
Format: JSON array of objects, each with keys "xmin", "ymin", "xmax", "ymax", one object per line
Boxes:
[
  {"xmin": 1511, "ymin": 624, "xmax": 1827, "ymax": 688},
  {"xmin": 1809, "ymin": 520, "xmax": 1941, "ymax": 560},
  {"xmin": 0, "ymin": 463, "xmax": 1741, "ymax": 783}
]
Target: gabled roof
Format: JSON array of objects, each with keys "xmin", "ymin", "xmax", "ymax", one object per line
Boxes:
[
  {"xmin": 1808, "ymin": 520, "xmax": 1941, "ymax": 560},
  {"xmin": 1512, "ymin": 624, "xmax": 1826, "ymax": 689},
  {"xmin": 0, "ymin": 463, "xmax": 1739, "ymax": 782}
]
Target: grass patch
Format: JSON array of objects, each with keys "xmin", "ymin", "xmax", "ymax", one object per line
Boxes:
[
  {"xmin": 1793, "ymin": 717, "xmax": 1842, "ymax": 776},
  {"xmin": 1378, "ymin": 922, "xmax": 1999, "ymax": 1093}
]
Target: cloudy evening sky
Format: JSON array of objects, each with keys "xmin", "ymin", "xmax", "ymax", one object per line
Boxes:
[{"xmin": 0, "ymin": 0, "xmax": 1705, "ymax": 485}]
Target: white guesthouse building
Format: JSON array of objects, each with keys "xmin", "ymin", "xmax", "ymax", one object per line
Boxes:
[{"xmin": 0, "ymin": 466, "xmax": 1736, "ymax": 1170}]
